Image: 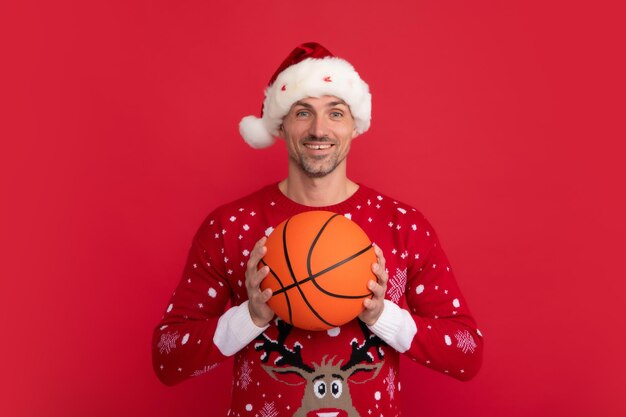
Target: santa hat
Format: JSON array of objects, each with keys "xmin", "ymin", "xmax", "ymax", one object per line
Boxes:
[{"xmin": 239, "ymin": 42, "xmax": 372, "ymax": 149}]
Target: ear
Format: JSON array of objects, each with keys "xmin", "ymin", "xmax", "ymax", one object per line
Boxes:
[
  {"xmin": 262, "ymin": 365, "xmax": 307, "ymax": 386},
  {"xmin": 346, "ymin": 362, "xmax": 383, "ymax": 384},
  {"xmin": 351, "ymin": 126, "xmax": 359, "ymax": 139},
  {"xmin": 277, "ymin": 123, "xmax": 286, "ymax": 139}
]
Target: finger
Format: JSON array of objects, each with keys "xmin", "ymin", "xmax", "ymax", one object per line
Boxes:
[
  {"xmin": 246, "ymin": 264, "xmax": 269, "ymax": 291},
  {"xmin": 373, "ymin": 243, "xmax": 386, "ymax": 268},
  {"xmin": 246, "ymin": 237, "xmax": 268, "ymax": 270},
  {"xmin": 368, "ymin": 279, "xmax": 386, "ymax": 298},
  {"xmin": 260, "ymin": 287, "xmax": 273, "ymax": 302},
  {"xmin": 251, "ymin": 286, "xmax": 271, "ymax": 304},
  {"xmin": 372, "ymin": 245, "xmax": 387, "ymax": 277},
  {"xmin": 372, "ymin": 263, "xmax": 389, "ymax": 287},
  {"xmin": 254, "ymin": 236, "xmax": 267, "ymax": 252}
]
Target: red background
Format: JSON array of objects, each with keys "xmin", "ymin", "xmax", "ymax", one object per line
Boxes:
[{"xmin": 2, "ymin": 1, "xmax": 625, "ymax": 416}]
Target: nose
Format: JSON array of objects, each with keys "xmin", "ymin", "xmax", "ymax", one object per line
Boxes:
[{"xmin": 309, "ymin": 115, "xmax": 328, "ymax": 139}]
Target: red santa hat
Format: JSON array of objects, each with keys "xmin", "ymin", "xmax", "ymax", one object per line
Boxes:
[{"xmin": 239, "ymin": 42, "xmax": 372, "ymax": 149}]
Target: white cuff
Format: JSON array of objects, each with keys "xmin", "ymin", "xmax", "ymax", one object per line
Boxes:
[
  {"xmin": 213, "ymin": 301, "xmax": 269, "ymax": 356},
  {"xmin": 367, "ymin": 299, "xmax": 417, "ymax": 353}
]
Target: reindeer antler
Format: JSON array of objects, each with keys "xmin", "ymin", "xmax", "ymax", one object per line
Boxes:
[
  {"xmin": 254, "ymin": 319, "xmax": 314, "ymax": 373},
  {"xmin": 341, "ymin": 320, "xmax": 386, "ymax": 371}
]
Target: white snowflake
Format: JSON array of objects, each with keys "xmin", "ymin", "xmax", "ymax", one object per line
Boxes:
[
  {"xmin": 238, "ymin": 359, "xmax": 253, "ymax": 390},
  {"xmin": 259, "ymin": 402, "xmax": 278, "ymax": 417},
  {"xmin": 455, "ymin": 330, "xmax": 477, "ymax": 354},
  {"xmin": 158, "ymin": 331, "xmax": 179, "ymax": 354},
  {"xmin": 384, "ymin": 368, "xmax": 396, "ymax": 400},
  {"xmin": 388, "ymin": 268, "xmax": 407, "ymax": 303}
]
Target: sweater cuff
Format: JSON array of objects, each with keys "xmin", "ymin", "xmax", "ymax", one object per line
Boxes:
[
  {"xmin": 214, "ymin": 301, "xmax": 269, "ymax": 356},
  {"xmin": 367, "ymin": 299, "xmax": 417, "ymax": 353}
]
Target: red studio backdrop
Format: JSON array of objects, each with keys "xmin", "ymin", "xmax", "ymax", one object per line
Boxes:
[{"xmin": 1, "ymin": 1, "xmax": 625, "ymax": 416}]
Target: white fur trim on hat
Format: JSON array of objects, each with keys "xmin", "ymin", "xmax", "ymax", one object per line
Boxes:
[
  {"xmin": 239, "ymin": 116, "xmax": 275, "ymax": 149},
  {"xmin": 239, "ymin": 56, "xmax": 371, "ymax": 149}
]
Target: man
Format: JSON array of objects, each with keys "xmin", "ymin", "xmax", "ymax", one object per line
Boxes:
[{"xmin": 153, "ymin": 42, "xmax": 483, "ymax": 417}]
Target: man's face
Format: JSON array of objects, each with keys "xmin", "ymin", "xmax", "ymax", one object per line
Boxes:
[{"xmin": 279, "ymin": 95, "xmax": 358, "ymax": 178}]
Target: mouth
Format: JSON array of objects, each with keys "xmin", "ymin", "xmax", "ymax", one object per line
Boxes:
[{"xmin": 304, "ymin": 143, "xmax": 334, "ymax": 150}]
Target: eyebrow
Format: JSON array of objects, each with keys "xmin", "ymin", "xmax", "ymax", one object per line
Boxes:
[{"xmin": 293, "ymin": 99, "xmax": 349, "ymax": 109}]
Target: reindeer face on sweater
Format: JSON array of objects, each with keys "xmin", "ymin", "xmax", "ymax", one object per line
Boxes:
[{"xmin": 255, "ymin": 319, "xmax": 386, "ymax": 417}]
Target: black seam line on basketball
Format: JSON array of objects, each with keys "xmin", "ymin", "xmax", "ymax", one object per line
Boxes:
[
  {"xmin": 260, "ymin": 259, "xmax": 293, "ymax": 324},
  {"xmin": 282, "ymin": 214, "xmax": 338, "ymax": 329},
  {"xmin": 294, "ymin": 283, "xmax": 339, "ymax": 328},
  {"xmin": 282, "ymin": 217, "xmax": 299, "ymax": 292},
  {"xmin": 271, "ymin": 244, "xmax": 374, "ymax": 298},
  {"xmin": 281, "ymin": 217, "xmax": 298, "ymax": 324},
  {"xmin": 306, "ymin": 213, "xmax": 342, "ymax": 278},
  {"xmin": 305, "ymin": 214, "xmax": 373, "ymax": 299}
]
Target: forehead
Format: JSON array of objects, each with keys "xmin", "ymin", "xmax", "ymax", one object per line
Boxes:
[{"xmin": 291, "ymin": 95, "xmax": 350, "ymax": 109}]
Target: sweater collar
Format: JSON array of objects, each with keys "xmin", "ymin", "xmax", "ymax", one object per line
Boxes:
[{"xmin": 267, "ymin": 182, "xmax": 370, "ymax": 215}]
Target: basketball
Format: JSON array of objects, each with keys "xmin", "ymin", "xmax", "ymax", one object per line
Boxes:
[{"xmin": 260, "ymin": 210, "xmax": 376, "ymax": 331}]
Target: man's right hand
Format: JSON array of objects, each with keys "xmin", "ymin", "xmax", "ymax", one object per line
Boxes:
[{"xmin": 245, "ymin": 236, "xmax": 275, "ymax": 327}]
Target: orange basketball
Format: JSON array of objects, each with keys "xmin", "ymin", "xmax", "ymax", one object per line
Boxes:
[{"xmin": 260, "ymin": 210, "xmax": 376, "ymax": 331}]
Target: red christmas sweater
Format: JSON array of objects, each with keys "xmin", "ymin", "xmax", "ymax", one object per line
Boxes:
[{"xmin": 153, "ymin": 183, "xmax": 483, "ymax": 417}]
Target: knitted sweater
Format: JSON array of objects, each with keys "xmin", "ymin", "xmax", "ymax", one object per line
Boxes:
[{"xmin": 153, "ymin": 183, "xmax": 483, "ymax": 417}]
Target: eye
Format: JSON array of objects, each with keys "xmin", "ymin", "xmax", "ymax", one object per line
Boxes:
[
  {"xmin": 313, "ymin": 380, "xmax": 327, "ymax": 398},
  {"xmin": 330, "ymin": 379, "xmax": 343, "ymax": 398},
  {"xmin": 295, "ymin": 110, "xmax": 311, "ymax": 118},
  {"xmin": 329, "ymin": 111, "xmax": 343, "ymax": 119}
]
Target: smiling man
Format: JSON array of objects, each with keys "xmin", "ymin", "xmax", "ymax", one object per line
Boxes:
[
  {"xmin": 153, "ymin": 43, "xmax": 483, "ymax": 417},
  {"xmin": 282, "ymin": 97, "xmax": 356, "ymax": 177}
]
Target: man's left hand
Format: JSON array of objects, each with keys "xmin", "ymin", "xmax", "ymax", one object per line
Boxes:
[{"xmin": 359, "ymin": 244, "xmax": 388, "ymax": 326}]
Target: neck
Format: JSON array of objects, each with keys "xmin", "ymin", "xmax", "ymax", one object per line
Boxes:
[{"xmin": 279, "ymin": 166, "xmax": 358, "ymax": 207}]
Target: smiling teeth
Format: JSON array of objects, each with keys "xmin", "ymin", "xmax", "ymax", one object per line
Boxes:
[{"xmin": 306, "ymin": 144, "xmax": 331, "ymax": 150}]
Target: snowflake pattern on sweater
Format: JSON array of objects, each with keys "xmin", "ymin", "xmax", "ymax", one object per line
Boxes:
[{"xmin": 153, "ymin": 183, "xmax": 483, "ymax": 416}]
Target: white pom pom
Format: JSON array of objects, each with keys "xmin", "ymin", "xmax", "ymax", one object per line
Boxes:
[{"xmin": 239, "ymin": 116, "xmax": 275, "ymax": 149}]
